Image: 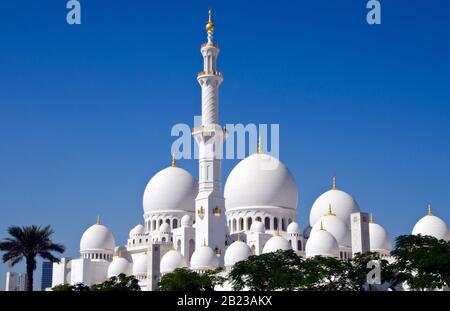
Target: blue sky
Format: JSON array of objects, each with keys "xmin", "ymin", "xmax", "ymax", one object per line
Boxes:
[{"xmin": 0, "ymin": 1, "xmax": 449, "ymax": 289}]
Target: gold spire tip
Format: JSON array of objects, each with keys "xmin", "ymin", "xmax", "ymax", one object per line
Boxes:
[
  {"xmin": 320, "ymin": 221, "xmax": 324, "ymax": 231},
  {"xmin": 96, "ymin": 215, "xmax": 100, "ymax": 225},
  {"xmin": 332, "ymin": 176, "xmax": 337, "ymax": 190},
  {"xmin": 370, "ymin": 213, "xmax": 374, "ymax": 224},
  {"xmin": 257, "ymin": 136, "xmax": 262, "ymax": 154},
  {"xmin": 428, "ymin": 204, "xmax": 433, "ymax": 216},
  {"xmin": 203, "ymin": 238, "xmax": 207, "ymax": 246},
  {"xmin": 237, "ymin": 233, "xmax": 241, "ymax": 241},
  {"xmin": 327, "ymin": 204, "xmax": 336, "ymax": 216},
  {"xmin": 171, "ymin": 153, "xmax": 176, "ymax": 167},
  {"xmin": 205, "ymin": 8, "xmax": 214, "ymax": 33}
]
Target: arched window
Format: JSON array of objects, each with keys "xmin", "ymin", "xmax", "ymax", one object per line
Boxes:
[
  {"xmin": 133, "ymin": 239, "xmax": 135, "ymax": 245},
  {"xmin": 95, "ymin": 253, "xmax": 99, "ymax": 259},
  {"xmin": 288, "ymin": 218, "xmax": 292, "ymax": 225},
  {"xmin": 239, "ymin": 218, "xmax": 244, "ymax": 231},
  {"xmin": 162, "ymin": 237, "xmax": 166, "ymax": 243},
  {"xmin": 251, "ymin": 245, "xmax": 256, "ymax": 255},
  {"xmin": 256, "ymin": 216, "xmax": 262, "ymax": 222},
  {"xmin": 177, "ymin": 239, "xmax": 181, "ymax": 251},
  {"xmin": 232, "ymin": 219, "xmax": 237, "ymax": 232},
  {"xmin": 281, "ymin": 218, "xmax": 286, "ymax": 231},
  {"xmin": 152, "ymin": 220, "xmax": 156, "ymax": 231},
  {"xmin": 274, "ymin": 218, "xmax": 279, "ymax": 231},
  {"xmin": 159, "ymin": 219, "xmax": 163, "ymax": 227},
  {"xmin": 298, "ymin": 240, "xmax": 302, "ymax": 250},
  {"xmin": 139, "ymin": 239, "xmax": 142, "ymax": 244},
  {"xmin": 246, "ymin": 217, "xmax": 252, "ymax": 230},
  {"xmin": 264, "ymin": 217, "xmax": 270, "ymax": 230},
  {"xmin": 173, "ymin": 218, "xmax": 178, "ymax": 229},
  {"xmin": 340, "ymin": 251, "xmax": 343, "ymax": 259},
  {"xmin": 165, "ymin": 219, "xmax": 170, "ymax": 224}
]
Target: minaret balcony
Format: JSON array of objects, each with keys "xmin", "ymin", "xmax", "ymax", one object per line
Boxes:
[
  {"xmin": 201, "ymin": 42, "xmax": 220, "ymax": 49},
  {"xmin": 197, "ymin": 70, "xmax": 222, "ymax": 77}
]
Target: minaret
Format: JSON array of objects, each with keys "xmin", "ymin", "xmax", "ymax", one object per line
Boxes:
[{"xmin": 192, "ymin": 9, "xmax": 227, "ymax": 266}]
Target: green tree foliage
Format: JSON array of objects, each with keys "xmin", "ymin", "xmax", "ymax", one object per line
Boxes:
[
  {"xmin": 52, "ymin": 283, "xmax": 90, "ymax": 291},
  {"xmin": 0, "ymin": 225, "xmax": 65, "ymax": 291},
  {"xmin": 391, "ymin": 234, "xmax": 450, "ymax": 290},
  {"xmin": 158, "ymin": 268, "xmax": 225, "ymax": 291},
  {"xmin": 91, "ymin": 273, "xmax": 141, "ymax": 291},
  {"xmin": 228, "ymin": 250, "xmax": 303, "ymax": 291}
]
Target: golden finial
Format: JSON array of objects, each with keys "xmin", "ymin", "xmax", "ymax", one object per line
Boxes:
[
  {"xmin": 428, "ymin": 204, "xmax": 433, "ymax": 216},
  {"xmin": 332, "ymin": 176, "xmax": 337, "ymax": 190},
  {"xmin": 327, "ymin": 204, "xmax": 336, "ymax": 216},
  {"xmin": 171, "ymin": 153, "xmax": 176, "ymax": 167},
  {"xmin": 96, "ymin": 215, "xmax": 100, "ymax": 225},
  {"xmin": 144, "ymin": 249, "xmax": 148, "ymax": 255},
  {"xmin": 257, "ymin": 136, "xmax": 262, "ymax": 154},
  {"xmin": 370, "ymin": 213, "xmax": 374, "ymax": 224},
  {"xmin": 237, "ymin": 233, "xmax": 241, "ymax": 241},
  {"xmin": 203, "ymin": 238, "xmax": 207, "ymax": 246},
  {"xmin": 320, "ymin": 221, "xmax": 324, "ymax": 231},
  {"xmin": 205, "ymin": 8, "xmax": 214, "ymax": 33}
]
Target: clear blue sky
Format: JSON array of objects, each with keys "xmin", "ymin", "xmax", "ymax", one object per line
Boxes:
[{"xmin": 1, "ymin": 1, "xmax": 449, "ymax": 289}]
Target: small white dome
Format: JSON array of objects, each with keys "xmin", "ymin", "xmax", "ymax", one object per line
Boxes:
[
  {"xmin": 181, "ymin": 215, "xmax": 193, "ymax": 227},
  {"xmin": 305, "ymin": 228, "xmax": 339, "ymax": 258},
  {"xmin": 311, "ymin": 214, "xmax": 350, "ymax": 247},
  {"xmin": 309, "ymin": 185, "xmax": 360, "ymax": 227},
  {"xmin": 143, "ymin": 167, "xmax": 198, "ymax": 214},
  {"xmin": 224, "ymin": 240, "xmax": 252, "ymax": 267},
  {"xmin": 132, "ymin": 252, "xmax": 148, "ymax": 276},
  {"xmin": 107, "ymin": 256, "xmax": 131, "ymax": 278},
  {"xmin": 159, "ymin": 222, "xmax": 171, "ymax": 233},
  {"xmin": 369, "ymin": 222, "xmax": 392, "ymax": 252},
  {"xmin": 129, "ymin": 224, "xmax": 145, "ymax": 238},
  {"xmin": 262, "ymin": 236, "xmax": 292, "ymax": 254},
  {"xmin": 190, "ymin": 245, "xmax": 219, "ymax": 271},
  {"xmin": 160, "ymin": 250, "xmax": 188, "ymax": 274},
  {"xmin": 80, "ymin": 223, "xmax": 116, "ymax": 252},
  {"xmin": 412, "ymin": 212, "xmax": 449, "ymax": 241},
  {"xmin": 224, "ymin": 153, "xmax": 298, "ymax": 211},
  {"xmin": 287, "ymin": 222, "xmax": 300, "ymax": 234},
  {"xmin": 250, "ymin": 221, "xmax": 265, "ymax": 233},
  {"xmin": 303, "ymin": 225, "xmax": 312, "ymax": 239}
]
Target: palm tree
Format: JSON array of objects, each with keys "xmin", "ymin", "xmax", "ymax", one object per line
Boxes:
[{"xmin": 0, "ymin": 225, "xmax": 65, "ymax": 291}]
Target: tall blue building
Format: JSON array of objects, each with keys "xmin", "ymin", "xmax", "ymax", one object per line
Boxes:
[{"xmin": 40, "ymin": 261, "xmax": 53, "ymax": 291}]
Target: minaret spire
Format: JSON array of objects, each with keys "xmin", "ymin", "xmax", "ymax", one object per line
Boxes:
[{"xmin": 192, "ymin": 8, "xmax": 226, "ymax": 267}]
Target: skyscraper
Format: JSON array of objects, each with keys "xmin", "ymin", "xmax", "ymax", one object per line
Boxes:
[{"xmin": 41, "ymin": 261, "xmax": 53, "ymax": 291}]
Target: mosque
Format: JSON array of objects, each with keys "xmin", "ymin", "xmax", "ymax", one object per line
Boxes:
[{"xmin": 51, "ymin": 10, "xmax": 450, "ymax": 291}]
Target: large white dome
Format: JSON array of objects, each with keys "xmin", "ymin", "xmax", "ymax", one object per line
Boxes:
[
  {"xmin": 107, "ymin": 256, "xmax": 132, "ymax": 278},
  {"xmin": 224, "ymin": 153, "xmax": 298, "ymax": 211},
  {"xmin": 262, "ymin": 236, "xmax": 292, "ymax": 254},
  {"xmin": 369, "ymin": 222, "xmax": 392, "ymax": 252},
  {"xmin": 309, "ymin": 183, "xmax": 360, "ymax": 227},
  {"xmin": 132, "ymin": 253, "xmax": 148, "ymax": 276},
  {"xmin": 305, "ymin": 228, "xmax": 339, "ymax": 258},
  {"xmin": 224, "ymin": 240, "xmax": 252, "ymax": 267},
  {"xmin": 80, "ymin": 223, "xmax": 115, "ymax": 252},
  {"xmin": 190, "ymin": 245, "xmax": 219, "ymax": 271},
  {"xmin": 311, "ymin": 212, "xmax": 350, "ymax": 247},
  {"xmin": 143, "ymin": 166, "xmax": 198, "ymax": 214},
  {"xmin": 160, "ymin": 250, "xmax": 188, "ymax": 274},
  {"xmin": 412, "ymin": 210, "xmax": 449, "ymax": 241}
]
